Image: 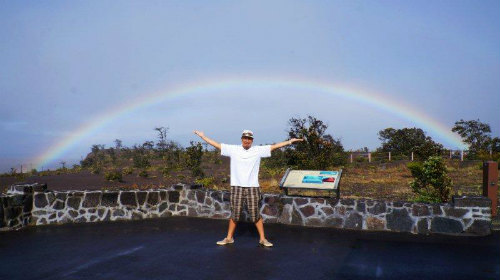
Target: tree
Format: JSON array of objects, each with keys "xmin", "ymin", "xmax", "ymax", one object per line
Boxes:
[
  {"xmin": 452, "ymin": 119, "xmax": 491, "ymax": 157},
  {"xmin": 407, "ymin": 156, "xmax": 452, "ymax": 203},
  {"xmin": 377, "ymin": 127, "xmax": 443, "ymax": 160},
  {"xmin": 186, "ymin": 141, "xmax": 204, "ymax": 178},
  {"xmin": 155, "ymin": 127, "xmax": 169, "ymax": 154},
  {"xmin": 285, "ymin": 115, "xmax": 345, "ymax": 169}
]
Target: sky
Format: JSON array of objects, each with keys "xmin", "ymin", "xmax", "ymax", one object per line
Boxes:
[{"xmin": 0, "ymin": 0, "xmax": 499, "ymax": 172}]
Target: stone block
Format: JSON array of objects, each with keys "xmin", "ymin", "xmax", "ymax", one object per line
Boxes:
[
  {"xmin": 196, "ymin": 191, "xmax": 206, "ymax": 203},
  {"xmin": 432, "ymin": 204, "xmax": 442, "ymax": 215},
  {"xmin": 262, "ymin": 205, "xmax": 278, "ymax": 217},
  {"xmin": 366, "ymin": 216, "xmax": 385, "ymax": 230},
  {"xmin": 325, "ymin": 217, "xmax": 344, "ymax": 228},
  {"xmin": 356, "ymin": 201, "xmax": 366, "ymax": 213},
  {"xmin": 295, "ymin": 198, "xmax": 309, "ymax": 206},
  {"xmin": 137, "ymin": 191, "xmax": 147, "ymax": 206},
  {"xmin": 34, "ymin": 193, "xmax": 48, "ymax": 208},
  {"xmin": 465, "ymin": 220, "xmax": 491, "ymax": 235},
  {"xmin": 417, "ymin": 218, "xmax": 429, "ymax": 234},
  {"xmin": 101, "ymin": 192, "xmax": 118, "ymax": 207},
  {"xmin": 264, "ymin": 195, "xmax": 279, "ymax": 204},
  {"xmin": 453, "ymin": 196, "xmax": 491, "ymax": 208},
  {"xmin": 56, "ymin": 193, "xmax": 67, "ymax": 201},
  {"xmin": 83, "ymin": 192, "xmax": 101, "ymax": 208},
  {"xmin": 310, "ymin": 198, "xmax": 325, "ymax": 205},
  {"xmin": 23, "ymin": 195, "xmax": 33, "ymax": 213},
  {"xmin": 120, "ymin": 192, "xmax": 137, "ymax": 207},
  {"xmin": 160, "ymin": 190, "xmax": 168, "ymax": 201},
  {"xmin": 53, "ymin": 200, "xmax": 65, "ymax": 210},
  {"xmin": 291, "ymin": 207, "xmax": 303, "ymax": 225},
  {"xmin": 340, "ymin": 198, "xmax": 355, "ymax": 206},
  {"xmin": 168, "ymin": 191, "xmax": 180, "ymax": 203},
  {"xmin": 278, "ymin": 205, "xmax": 292, "ymax": 224},
  {"xmin": 46, "ymin": 192, "xmax": 56, "ymax": 206},
  {"xmin": 280, "ymin": 197, "xmax": 293, "ymax": 205},
  {"xmin": 147, "ymin": 192, "xmax": 160, "ymax": 205},
  {"xmin": 5, "ymin": 207, "xmax": 22, "ymax": 220},
  {"xmin": 345, "ymin": 212, "xmax": 362, "ymax": 230},
  {"xmin": 412, "ymin": 204, "xmax": 430, "ymax": 217},
  {"xmin": 431, "ymin": 217, "xmax": 463, "ymax": 234},
  {"xmin": 368, "ymin": 202, "xmax": 386, "ymax": 215},
  {"xmin": 443, "ymin": 207, "xmax": 469, "ymax": 218},
  {"xmin": 321, "ymin": 206, "xmax": 334, "ymax": 216},
  {"xmin": 392, "ymin": 201, "xmax": 404, "ymax": 207},
  {"xmin": 112, "ymin": 209, "xmax": 125, "ymax": 217},
  {"xmin": 210, "ymin": 192, "xmax": 223, "ymax": 203},
  {"xmin": 67, "ymin": 197, "xmax": 81, "ymax": 209},
  {"xmin": 299, "ymin": 205, "xmax": 315, "ymax": 217},
  {"xmin": 387, "ymin": 208, "xmax": 413, "ymax": 232},
  {"xmin": 0, "ymin": 206, "xmax": 4, "ymax": 227},
  {"xmin": 305, "ymin": 217, "xmax": 323, "ymax": 227},
  {"xmin": 335, "ymin": 206, "xmax": 346, "ymax": 216}
]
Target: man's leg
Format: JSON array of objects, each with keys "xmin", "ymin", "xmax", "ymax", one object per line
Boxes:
[
  {"xmin": 255, "ymin": 218, "xmax": 266, "ymax": 241},
  {"xmin": 226, "ymin": 218, "xmax": 237, "ymax": 239}
]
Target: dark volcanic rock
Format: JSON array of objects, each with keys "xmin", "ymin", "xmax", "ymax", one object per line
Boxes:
[
  {"xmin": 168, "ymin": 191, "xmax": 180, "ymax": 203},
  {"xmin": 412, "ymin": 204, "xmax": 430, "ymax": 217},
  {"xmin": 120, "ymin": 192, "xmax": 137, "ymax": 207},
  {"xmin": 101, "ymin": 192, "xmax": 118, "ymax": 207},
  {"xmin": 137, "ymin": 191, "xmax": 147, "ymax": 206},
  {"xmin": 34, "ymin": 193, "xmax": 48, "ymax": 208},
  {"xmin": 443, "ymin": 207, "xmax": 469, "ymax": 218},
  {"xmin": 300, "ymin": 205, "xmax": 315, "ymax": 217},
  {"xmin": 83, "ymin": 192, "xmax": 101, "ymax": 208},
  {"xmin": 368, "ymin": 202, "xmax": 386, "ymax": 215},
  {"xmin": 147, "ymin": 192, "xmax": 160, "ymax": 205},
  {"xmin": 386, "ymin": 208, "xmax": 413, "ymax": 232},
  {"xmin": 66, "ymin": 197, "xmax": 81, "ymax": 209},
  {"xmin": 345, "ymin": 212, "xmax": 362, "ymax": 230},
  {"xmin": 417, "ymin": 218, "xmax": 430, "ymax": 234},
  {"xmin": 453, "ymin": 196, "xmax": 491, "ymax": 208},
  {"xmin": 431, "ymin": 217, "xmax": 463, "ymax": 234},
  {"xmin": 465, "ymin": 220, "xmax": 491, "ymax": 235}
]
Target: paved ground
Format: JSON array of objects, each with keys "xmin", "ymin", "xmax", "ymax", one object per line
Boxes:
[{"xmin": 0, "ymin": 217, "xmax": 499, "ymax": 280}]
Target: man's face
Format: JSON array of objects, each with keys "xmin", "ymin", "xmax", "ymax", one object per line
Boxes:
[{"xmin": 241, "ymin": 137, "xmax": 253, "ymax": 150}]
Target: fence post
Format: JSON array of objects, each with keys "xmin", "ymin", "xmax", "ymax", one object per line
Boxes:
[
  {"xmin": 483, "ymin": 161, "xmax": 498, "ymax": 216},
  {"xmin": 368, "ymin": 153, "xmax": 371, "ymax": 163},
  {"xmin": 388, "ymin": 152, "xmax": 391, "ymax": 161},
  {"xmin": 449, "ymin": 150, "xmax": 452, "ymax": 159},
  {"xmin": 411, "ymin": 152, "xmax": 414, "ymax": 161},
  {"xmin": 350, "ymin": 153, "xmax": 353, "ymax": 163},
  {"xmin": 460, "ymin": 150, "xmax": 464, "ymax": 161}
]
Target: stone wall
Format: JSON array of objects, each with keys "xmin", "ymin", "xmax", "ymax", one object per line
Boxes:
[{"xmin": 0, "ymin": 183, "xmax": 492, "ymax": 235}]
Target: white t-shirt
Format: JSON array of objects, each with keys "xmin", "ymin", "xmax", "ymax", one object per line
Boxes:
[{"xmin": 221, "ymin": 144, "xmax": 272, "ymax": 187}]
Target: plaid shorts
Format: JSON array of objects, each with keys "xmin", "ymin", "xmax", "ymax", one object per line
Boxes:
[{"xmin": 230, "ymin": 186, "xmax": 261, "ymax": 223}]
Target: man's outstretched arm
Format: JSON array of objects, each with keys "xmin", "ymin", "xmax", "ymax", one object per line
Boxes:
[
  {"xmin": 270, "ymin": 138, "xmax": 304, "ymax": 152},
  {"xmin": 194, "ymin": 131, "xmax": 222, "ymax": 150}
]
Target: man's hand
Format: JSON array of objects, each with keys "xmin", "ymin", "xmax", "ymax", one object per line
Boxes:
[
  {"xmin": 194, "ymin": 130, "xmax": 205, "ymax": 138},
  {"xmin": 193, "ymin": 130, "xmax": 221, "ymax": 150},
  {"xmin": 290, "ymin": 138, "xmax": 305, "ymax": 144}
]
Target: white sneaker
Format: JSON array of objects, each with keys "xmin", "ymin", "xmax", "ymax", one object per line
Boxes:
[
  {"xmin": 259, "ymin": 239, "xmax": 273, "ymax": 247},
  {"xmin": 216, "ymin": 237, "xmax": 234, "ymax": 245}
]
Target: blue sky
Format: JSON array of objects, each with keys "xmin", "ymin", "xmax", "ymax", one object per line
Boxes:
[{"xmin": 0, "ymin": 0, "xmax": 499, "ymax": 171}]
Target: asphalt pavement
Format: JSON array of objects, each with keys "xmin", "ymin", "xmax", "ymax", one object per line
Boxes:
[{"xmin": 0, "ymin": 217, "xmax": 499, "ymax": 280}]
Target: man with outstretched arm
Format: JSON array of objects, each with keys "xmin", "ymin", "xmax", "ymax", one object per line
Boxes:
[{"xmin": 194, "ymin": 129, "xmax": 303, "ymax": 247}]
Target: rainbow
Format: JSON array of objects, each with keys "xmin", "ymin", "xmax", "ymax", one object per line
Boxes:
[{"xmin": 33, "ymin": 75, "xmax": 465, "ymax": 169}]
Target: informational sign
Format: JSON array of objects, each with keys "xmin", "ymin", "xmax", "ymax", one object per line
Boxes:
[{"xmin": 279, "ymin": 169, "xmax": 342, "ymax": 195}]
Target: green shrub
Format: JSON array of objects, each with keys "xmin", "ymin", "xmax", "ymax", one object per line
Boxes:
[
  {"xmin": 195, "ymin": 177, "xmax": 215, "ymax": 187},
  {"xmin": 122, "ymin": 167, "xmax": 134, "ymax": 175},
  {"xmin": 407, "ymin": 156, "xmax": 452, "ymax": 203},
  {"xmin": 105, "ymin": 170, "xmax": 123, "ymax": 182},
  {"xmin": 186, "ymin": 141, "xmax": 204, "ymax": 178},
  {"xmin": 138, "ymin": 170, "xmax": 149, "ymax": 178}
]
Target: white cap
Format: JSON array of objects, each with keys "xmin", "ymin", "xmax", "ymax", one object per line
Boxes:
[{"xmin": 241, "ymin": 129, "xmax": 254, "ymax": 139}]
